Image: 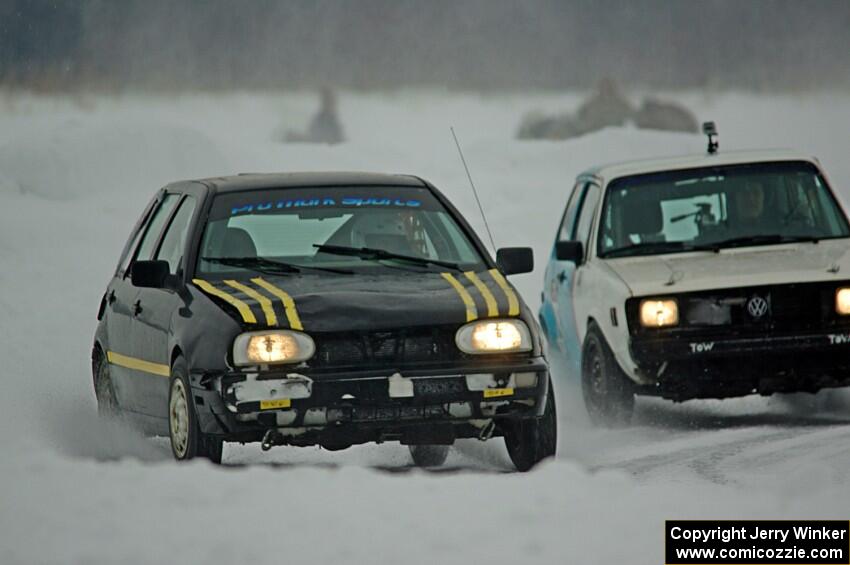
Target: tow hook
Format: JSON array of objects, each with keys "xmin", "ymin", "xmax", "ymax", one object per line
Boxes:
[
  {"xmin": 261, "ymin": 429, "xmax": 284, "ymax": 451},
  {"xmin": 477, "ymin": 420, "xmax": 496, "ymax": 441}
]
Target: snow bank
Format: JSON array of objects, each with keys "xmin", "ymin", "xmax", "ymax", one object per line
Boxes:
[{"xmin": 0, "ymin": 117, "xmax": 225, "ymax": 198}]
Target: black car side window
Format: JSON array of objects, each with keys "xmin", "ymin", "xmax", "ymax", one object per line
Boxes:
[
  {"xmin": 155, "ymin": 196, "xmax": 197, "ymax": 274},
  {"xmin": 117, "ymin": 202, "xmax": 155, "ymax": 277},
  {"xmin": 129, "ymin": 194, "xmax": 181, "ymax": 272},
  {"xmin": 558, "ymin": 182, "xmax": 588, "ymax": 241}
]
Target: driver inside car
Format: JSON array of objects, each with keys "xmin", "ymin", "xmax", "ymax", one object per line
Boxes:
[
  {"xmin": 348, "ymin": 210, "xmax": 431, "ymax": 257},
  {"xmin": 730, "ymin": 179, "xmax": 779, "ymax": 236}
]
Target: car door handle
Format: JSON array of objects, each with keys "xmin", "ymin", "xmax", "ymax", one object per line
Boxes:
[
  {"xmin": 557, "ymin": 271, "xmax": 568, "ymax": 284},
  {"xmin": 107, "ymin": 290, "xmax": 116, "ymax": 305},
  {"xmin": 132, "ymin": 300, "xmax": 143, "ymax": 316}
]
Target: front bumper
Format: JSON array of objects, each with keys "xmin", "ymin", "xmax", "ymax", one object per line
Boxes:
[
  {"xmin": 189, "ymin": 357, "xmax": 549, "ymax": 445},
  {"xmin": 630, "ymin": 329, "xmax": 850, "ymax": 401}
]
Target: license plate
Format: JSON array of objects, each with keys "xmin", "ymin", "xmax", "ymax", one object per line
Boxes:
[
  {"xmin": 260, "ymin": 398, "xmax": 292, "ymax": 410},
  {"xmin": 414, "ymin": 379, "xmax": 465, "ymax": 396},
  {"xmin": 483, "ymin": 388, "xmax": 514, "ymax": 398}
]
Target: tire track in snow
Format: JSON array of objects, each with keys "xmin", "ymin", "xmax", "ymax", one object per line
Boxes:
[
  {"xmin": 589, "ymin": 428, "xmax": 798, "ymax": 483},
  {"xmin": 588, "ymin": 424, "xmax": 850, "ymax": 486},
  {"xmin": 709, "ymin": 424, "xmax": 850, "ymax": 485}
]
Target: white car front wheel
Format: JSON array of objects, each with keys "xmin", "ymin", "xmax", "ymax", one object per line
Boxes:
[{"xmin": 581, "ymin": 323, "xmax": 634, "ymax": 426}]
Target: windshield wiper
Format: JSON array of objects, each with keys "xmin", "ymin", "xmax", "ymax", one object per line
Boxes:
[
  {"xmin": 202, "ymin": 256, "xmax": 352, "ymax": 275},
  {"xmin": 696, "ymin": 234, "xmax": 820, "ymax": 252},
  {"xmin": 601, "ymin": 241, "xmax": 692, "ymax": 259},
  {"xmin": 602, "ymin": 234, "xmax": 822, "ymax": 259},
  {"xmin": 313, "ymin": 244, "xmax": 462, "ymax": 271}
]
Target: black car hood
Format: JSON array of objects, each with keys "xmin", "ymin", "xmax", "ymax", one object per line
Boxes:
[{"xmin": 191, "ymin": 269, "xmax": 522, "ymax": 332}]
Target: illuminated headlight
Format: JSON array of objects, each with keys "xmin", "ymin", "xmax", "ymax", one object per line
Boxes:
[
  {"xmin": 456, "ymin": 319, "xmax": 532, "ymax": 354},
  {"xmin": 233, "ymin": 330, "xmax": 315, "ymax": 366},
  {"xmin": 639, "ymin": 298, "xmax": 679, "ymax": 328},
  {"xmin": 836, "ymin": 288, "xmax": 850, "ymax": 315}
]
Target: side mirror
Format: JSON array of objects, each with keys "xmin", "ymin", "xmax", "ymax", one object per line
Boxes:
[
  {"xmin": 131, "ymin": 260, "xmax": 171, "ymax": 288},
  {"xmin": 555, "ymin": 241, "xmax": 583, "ymax": 263},
  {"xmin": 496, "ymin": 247, "xmax": 534, "ymax": 275}
]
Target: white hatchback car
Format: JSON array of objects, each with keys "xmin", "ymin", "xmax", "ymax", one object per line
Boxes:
[{"xmin": 540, "ymin": 136, "xmax": 850, "ymax": 424}]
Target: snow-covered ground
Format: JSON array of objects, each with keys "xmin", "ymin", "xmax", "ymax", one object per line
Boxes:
[{"xmin": 1, "ymin": 90, "xmax": 849, "ymax": 564}]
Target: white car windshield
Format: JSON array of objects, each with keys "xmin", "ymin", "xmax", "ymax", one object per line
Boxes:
[
  {"xmin": 598, "ymin": 161, "xmax": 850, "ymax": 258},
  {"xmin": 196, "ymin": 186, "xmax": 486, "ymax": 275}
]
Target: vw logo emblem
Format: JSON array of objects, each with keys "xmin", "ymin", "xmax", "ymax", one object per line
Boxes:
[{"xmin": 747, "ymin": 295, "xmax": 769, "ymax": 319}]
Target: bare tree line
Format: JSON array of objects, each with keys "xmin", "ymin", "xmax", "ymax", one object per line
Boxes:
[{"xmin": 1, "ymin": 0, "xmax": 848, "ymax": 91}]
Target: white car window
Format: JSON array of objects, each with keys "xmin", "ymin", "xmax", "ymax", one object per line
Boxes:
[
  {"xmin": 660, "ymin": 194, "xmax": 724, "ymax": 242},
  {"xmin": 575, "ymin": 184, "xmax": 601, "ymax": 252},
  {"xmin": 557, "ymin": 181, "xmax": 586, "ymax": 241},
  {"xmin": 598, "ymin": 161, "xmax": 850, "ymax": 258}
]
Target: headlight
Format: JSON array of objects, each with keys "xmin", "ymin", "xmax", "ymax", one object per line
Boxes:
[
  {"xmin": 233, "ymin": 330, "xmax": 315, "ymax": 366},
  {"xmin": 639, "ymin": 298, "xmax": 679, "ymax": 328},
  {"xmin": 836, "ymin": 288, "xmax": 850, "ymax": 315},
  {"xmin": 455, "ymin": 319, "xmax": 532, "ymax": 354}
]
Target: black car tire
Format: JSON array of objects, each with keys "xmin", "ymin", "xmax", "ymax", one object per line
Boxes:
[
  {"xmin": 409, "ymin": 444, "xmax": 450, "ymax": 467},
  {"xmin": 94, "ymin": 351, "xmax": 120, "ymax": 419},
  {"xmin": 168, "ymin": 356, "xmax": 224, "ymax": 464},
  {"xmin": 503, "ymin": 379, "xmax": 558, "ymax": 472},
  {"xmin": 581, "ymin": 323, "xmax": 634, "ymax": 426}
]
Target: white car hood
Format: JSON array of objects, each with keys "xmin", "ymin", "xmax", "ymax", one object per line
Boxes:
[{"xmin": 606, "ymin": 239, "xmax": 850, "ymax": 296}]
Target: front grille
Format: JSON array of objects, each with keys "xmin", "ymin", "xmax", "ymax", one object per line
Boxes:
[
  {"xmin": 628, "ymin": 281, "xmax": 848, "ymax": 336},
  {"xmin": 681, "ymin": 285, "xmax": 825, "ymax": 329},
  {"xmin": 310, "ymin": 325, "xmax": 465, "ymax": 368}
]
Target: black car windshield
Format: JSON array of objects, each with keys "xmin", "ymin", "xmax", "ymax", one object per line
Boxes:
[
  {"xmin": 598, "ymin": 161, "xmax": 850, "ymax": 258},
  {"xmin": 196, "ymin": 186, "xmax": 486, "ymax": 275}
]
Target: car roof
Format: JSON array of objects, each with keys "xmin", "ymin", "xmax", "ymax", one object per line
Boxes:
[
  {"xmin": 191, "ymin": 171, "xmax": 428, "ymax": 193},
  {"xmin": 579, "ymin": 149, "xmax": 821, "ymax": 185}
]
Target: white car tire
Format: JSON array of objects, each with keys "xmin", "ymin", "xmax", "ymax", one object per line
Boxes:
[{"xmin": 581, "ymin": 323, "xmax": 635, "ymax": 426}]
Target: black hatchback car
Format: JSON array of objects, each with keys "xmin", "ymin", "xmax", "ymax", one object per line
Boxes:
[{"xmin": 93, "ymin": 172, "xmax": 556, "ymax": 470}]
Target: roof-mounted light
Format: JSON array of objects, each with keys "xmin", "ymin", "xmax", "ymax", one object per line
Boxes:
[{"xmin": 703, "ymin": 121, "xmax": 718, "ymax": 155}]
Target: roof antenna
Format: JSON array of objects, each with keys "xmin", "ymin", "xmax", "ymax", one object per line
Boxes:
[
  {"xmin": 450, "ymin": 127, "xmax": 497, "ymax": 253},
  {"xmin": 703, "ymin": 121, "xmax": 719, "ymax": 155}
]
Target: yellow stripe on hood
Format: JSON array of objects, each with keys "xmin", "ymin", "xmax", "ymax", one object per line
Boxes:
[
  {"xmin": 441, "ymin": 272, "xmax": 478, "ymax": 322},
  {"xmin": 464, "ymin": 271, "xmax": 499, "ymax": 317},
  {"xmin": 192, "ymin": 278, "xmax": 257, "ymax": 324},
  {"xmin": 488, "ymin": 269, "xmax": 520, "ymax": 316},
  {"xmin": 251, "ymin": 277, "xmax": 304, "ymax": 330},
  {"xmin": 223, "ymin": 279, "xmax": 278, "ymax": 326}
]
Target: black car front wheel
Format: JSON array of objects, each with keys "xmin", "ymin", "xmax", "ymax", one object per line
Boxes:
[
  {"xmin": 581, "ymin": 323, "xmax": 634, "ymax": 426},
  {"xmin": 168, "ymin": 357, "xmax": 223, "ymax": 464},
  {"xmin": 503, "ymin": 379, "xmax": 557, "ymax": 472}
]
